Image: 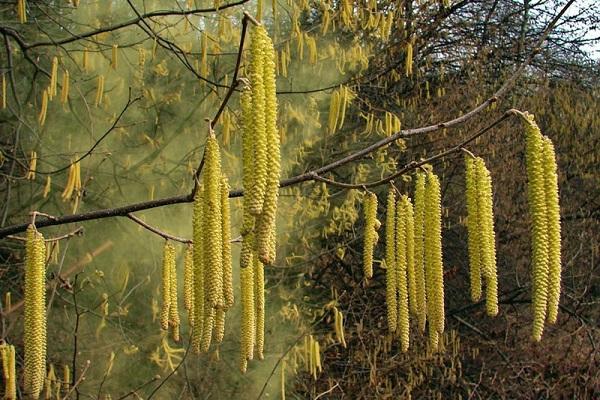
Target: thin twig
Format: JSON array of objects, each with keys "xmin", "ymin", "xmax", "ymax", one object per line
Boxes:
[{"xmin": 127, "ymin": 214, "xmax": 192, "ymax": 244}]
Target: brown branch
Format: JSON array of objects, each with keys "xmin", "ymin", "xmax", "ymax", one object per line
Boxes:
[
  {"xmin": 6, "ymin": 226, "xmax": 84, "ymax": 242},
  {"xmin": 308, "ymin": 109, "xmax": 517, "ymax": 189},
  {"xmin": 127, "ymin": 214, "xmax": 191, "ymax": 244},
  {"xmin": 0, "ymin": 0, "xmax": 575, "ymax": 239}
]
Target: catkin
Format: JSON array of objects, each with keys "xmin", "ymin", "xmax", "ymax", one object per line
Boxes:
[
  {"xmin": 160, "ymin": 241, "xmax": 174, "ymax": 331},
  {"xmin": 424, "ymin": 172, "xmax": 445, "ymax": 340},
  {"xmin": 405, "ymin": 41, "xmax": 413, "ymax": 76},
  {"xmin": 476, "ymin": 158, "xmax": 498, "ymax": 316},
  {"xmin": 111, "ymin": 44, "xmax": 118, "ymax": 70},
  {"xmin": 202, "ymin": 132, "xmax": 223, "ymax": 310},
  {"xmin": 168, "ymin": 244, "xmax": 180, "ymax": 341},
  {"xmin": 396, "ymin": 196, "xmax": 410, "ymax": 352},
  {"xmin": 363, "ymin": 192, "xmax": 378, "ymax": 279},
  {"xmin": 254, "ymin": 255, "xmax": 265, "ymax": 360},
  {"xmin": 246, "ymin": 27, "xmax": 268, "ymax": 215},
  {"xmin": 95, "ymin": 75, "xmax": 104, "ymax": 106},
  {"xmin": 0, "ymin": 344, "xmax": 16, "ymax": 400},
  {"xmin": 413, "ymin": 173, "xmax": 427, "ymax": 332},
  {"xmin": 2, "ymin": 73, "xmax": 6, "ymax": 108},
  {"xmin": 183, "ymin": 245, "xmax": 194, "ymax": 312},
  {"xmin": 464, "ymin": 156, "xmax": 482, "ymax": 302},
  {"xmin": 214, "ymin": 309, "xmax": 226, "ymax": 344},
  {"xmin": 385, "ymin": 189, "xmax": 397, "ymax": 331},
  {"xmin": 24, "ymin": 225, "xmax": 46, "ymax": 400},
  {"xmin": 523, "ymin": 114, "xmax": 550, "ymax": 342},
  {"xmin": 405, "ymin": 197, "xmax": 417, "ymax": 316},
  {"xmin": 221, "ymin": 177, "xmax": 234, "ymax": 309},
  {"xmin": 60, "ymin": 70, "xmax": 70, "ymax": 104},
  {"xmin": 240, "ymin": 264, "xmax": 255, "ymax": 372},
  {"xmin": 38, "ymin": 89, "xmax": 48, "ymax": 126},
  {"xmin": 192, "ymin": 187, "xmax": 205, "ymax": 352},
  {"xmin": 255, "ymin": 30, "xmax": 281, "ymax": 266},
  {"xmin": 18, "ymin": 0, "xmax": 27, "ymax": 23},
  {"xmin": 49, "ymin": 57, "xmax": 58, "ymax": 100},
  {"xmin": 541, "ymin": 137, "xmax": 561, "ymax": 324}
]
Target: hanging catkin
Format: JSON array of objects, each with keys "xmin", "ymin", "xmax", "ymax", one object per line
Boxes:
[
  {"xmin": 0, "ymin": 344, "xmax": 16, "ymax": 400},
  {"xmin": 60, "ymin": 70, "xmax": 70, "ymax": 104},
  {"xmin": 523, "ymin": 114, "xmax": 550, "ymax": 342},
  {"xmin": 413, "ymin": 172, "xmax": 427, "ymax": 332},
  {"xmin": 246, "ymin": 27, "xmax": 268, "ymax": 215},
  {"xmin": 168, "ymin": 243, "xmax": 180, "ymax": 341},
  {"xmin": 405, "ymin": 197, "xmax": 417, "ymax": 316},
  {"xmin": 221, "ymin": 177, "xmax": 234, "ymax": 309},
  {"xmin": 475, "ymin": 158, "xmax": 498, "ymax": 316},
  {"xmin": 183, "ymin": 245, "xmax": 194, "ymax": 313},
  {"xmin": 542, "ymin": 137, "xmax": 561, "ymax": 325},
  {"xmin": 464, "ymin": 156, "xmax": 482, "ymax": 302},
  {"xmin": 424, "ymin": 172, "xmax": 444, "ymax": 347},
  {"xmin": 202, "ymin": 131, "xmax": 223, "ymax": 310},
  {"xmin": 255, "ymin": 29, "xmax": 281, "ymax": 266},
  {"xmin": 240, "ymin": 263, "xmax": 255, "ymax": 373},
  {"xmin": 160, "ymin": 241, "xmax": 174, "ymax": 331},
  {"xmin": 24, "ymin": 225, "xmax": 46, "ymax": 400},
  {"xmin": 254, "ymin": 255, "xmax": 265, "ymax": 360},
  {"xmin": 192, "ymin": 187, "xmax": 205, "ymax": 352},
  {"xmin": 385, "ymin": 189, "xmax": 397, "ymax": 331},
  {"xmin": 396, "ymin": 196, "xmax": 410, "ymax": 352},
  {"xmin": 363, "ymin": 192, "xmax": 378, "ymax": 279}
]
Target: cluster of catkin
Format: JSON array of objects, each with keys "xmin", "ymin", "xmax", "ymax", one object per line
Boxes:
[
  {"xmin": 239, "ymin": 26, "xmax": 281, "ymax": 372},
  {"xmin": 362, "ymin": 192, "xmax": 380, "ymax": 279},
  {"xmin": 522, "ymin": 113, "xmax": 562, "ymax": 342},
  {"xmin": 24, "ymin": 224, "xmax": 47, "ymax": 399},
  {"xmin": 303, "ymin": 335, "xmax": 322, "ymax": 380},
  {"xmin": 189, "ymin": 131, "xmax": 234, "ymax": 353},
  {"xmin": 0, "ymin": 343, "xmax": 17, "ymax": 399},
  {"xmin": 327, "ymin": 86, "xmax": 353, "ymax": 135},
  {"xmin": 383, "ymin": 172, "xmax": 445, "ymax": 351},
  {"xmin": 464, "ymin": 156, "xmax": 498, "ymax": 316}
]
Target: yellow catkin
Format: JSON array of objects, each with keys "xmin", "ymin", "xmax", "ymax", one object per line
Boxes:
[
  {"xmin": 523, "ymin": 114, "xmax": 550, "ymax": 342},
  {"xmin": 95, "ymin": 75, "xmax": 104, "ymax": 106},
  {"xmin": 202, "ymin": 132, "xmax": 223, "ymax": 311},
  {"xmin": 60, "ymin": 70, "xmax": 70, "ymax": 104},
  {"xmin": 424, "ymin": 172, "xmax": 444, "ymax": 343},
  {"xmin": 396, "ymin": 196, "xmax": 410, "ymax": 352},
  {"xmin": 24, "ymin": 225, "xmax": 46, "ymax": 400},
  {"xmin": 281, "ymin": 360, "xmax": 286, "ymax": 400},
  {"xmin": 62, "ymin": 365, "xmax": 70, "ymax": 396},
  {"xmin": 413, "ymin": 173, "xmax": 427, "ymax": 332},
  {"xmin": 385, "ymin": 189, "xmax": 397, "ymax": 331},
  {"xmin": 111, "ymin": 44, "xmax": 118, "ymax": 69},
  {"xmin": 254, "ymin": 255, "xmax": 265, "ymax": 360},
  {"xmin": 49, "ymin": 57, "xmax": 58, "ymax": 100},
  {"xmin": 541, "ymin": 137, "xmax": 561, "ymax": 324},
  {"xmin": 183, "ymin": 245, "xmax": 194, "ymax": 311},
  {"xmin": 464, "ymin": 156, "xmax": 482, "ymax": 301},
  {"xmin": 255, "ymin": 30, "xmax": 281, "ymax": 266},
  {"xmin": 221, "ymin": 177, "xmax": 234, "ymax": 309},
  {"xmin": 18, "ymin": 0, "xmax": 27, "ymax": 23},
  {"xmin": 405, "ymin": 41, "xmax": 413, "ymax": 76},
  {"xmin": 168, "ymin": 244, "xmax": 180, "ymax": 341},
  {"xmin": 160, "ymin": 241, "xmax": 174, "ymax": 331},
  {"xmin": 327, "ymin": 90, "xmax": 340, "ymax": 134},
  {"xmin": 363, "ymin": 192, "xmax": 378, "ymax": 279},
  {"xmin": 26, "ymin": 151, "xmax": 37, "ymax": 180},
  {"xmin": 476, "ymin": 158, "xmax": 498, "ymax": 316},
  {"xmin": 214, "ymin": 309, "xmax": 226, "ymax": 344},
  {"xmin": 240, "ymin": 264, "xmax": 255, "ymax": 372},
  {"xmin": 45, "ymin": 363, "xmax": 56, "ymax": 400},
  {"xmin": 199, "ymin": 131, "xmax": 223, "ymax": 353},
  {"xmin": 240, "ymin": 86, "xmax": 255, "ymax": 236},
  {"xmin": 337, "ymin": 309, "xmax": 346, "ymax": 347},
  {"xmin": 405, "ymin": 197, "xmax": 417, "ymax": 316},
  {"xmin": 0, "ymin": 344, "xmax": 16, "ymax": 400},
  {"xmin": 191, "ymin": 187, "xmax": 205, "ymax": 352},
  {"xmin": 38, "ymin": 89, "xmax": 48, "ymax": 126},
  {"xmin": 246, "ymin": 27, "xmax": 268, "ymax": 216}
]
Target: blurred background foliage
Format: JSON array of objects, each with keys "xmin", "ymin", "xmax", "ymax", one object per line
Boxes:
[{"xmin": 0, "ymin": 0, "xmax": 598, "ymax": 399}]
